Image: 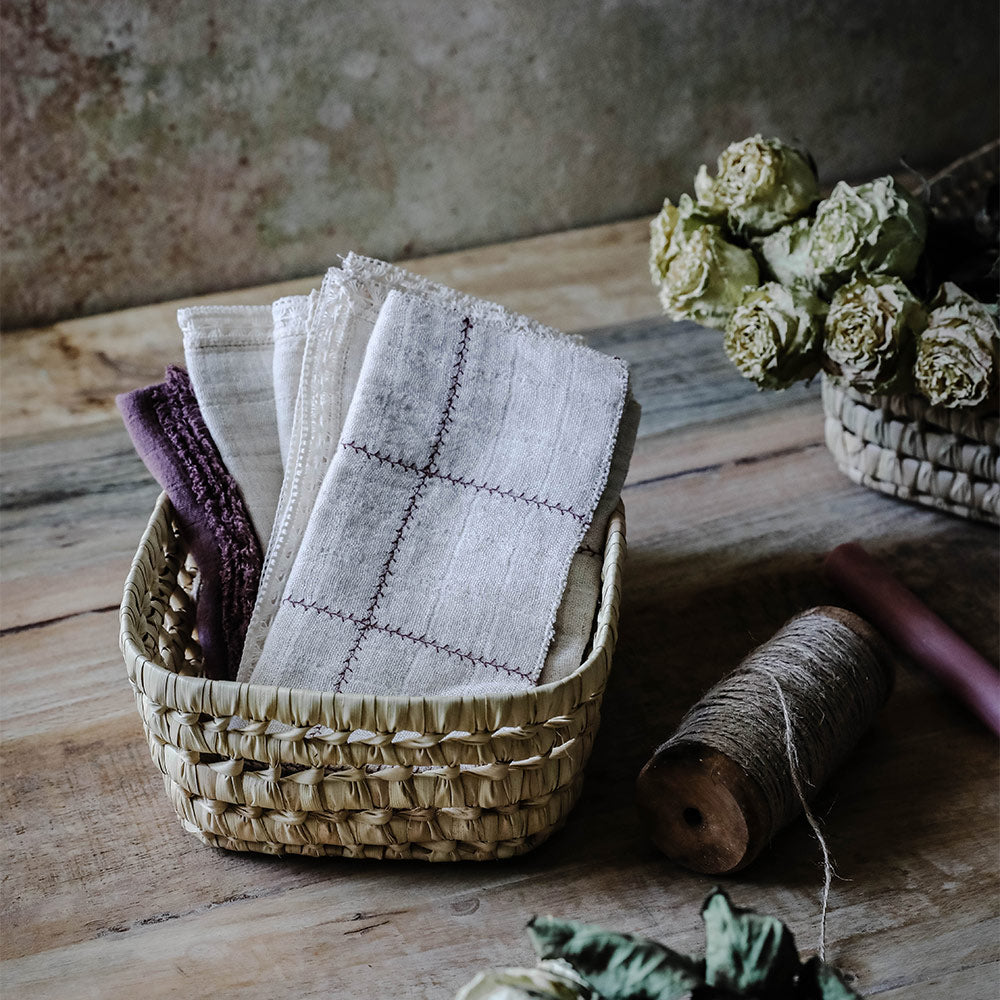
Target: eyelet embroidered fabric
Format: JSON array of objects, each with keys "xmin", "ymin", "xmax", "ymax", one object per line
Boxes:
[{"xmin": 237, "ymin": 254, "xmax": 637, "ymax": 687}]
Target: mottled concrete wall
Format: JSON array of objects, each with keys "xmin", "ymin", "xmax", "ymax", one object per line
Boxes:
[{"xmin": 2, "ymin": 0, "xmax": 997, "ymax": 329}]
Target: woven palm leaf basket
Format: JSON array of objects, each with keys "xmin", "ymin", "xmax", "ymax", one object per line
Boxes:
[
  {"xmin": 821, "ymin": 140, "xmax": 1000, "ymax": 524},
  {"xmin": 822, "ymin": 378, "xmax": 999, "ymax": 522},
  {"xmin": 120, "ymin": 492, "xmax": 626, "ymax": 861}
]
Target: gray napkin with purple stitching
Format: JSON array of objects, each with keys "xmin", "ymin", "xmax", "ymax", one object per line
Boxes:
[{"xmin": 244, "ymin": 287, "xmax": 632, "ymax": 697}]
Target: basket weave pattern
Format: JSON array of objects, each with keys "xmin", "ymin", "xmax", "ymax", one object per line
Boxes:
[
  {"xmin": 822, "ymin": 376, "xmax": 1000, "ymax": 523},
  {"xmin": 120, "ymin": 493, "xmax": 626, "ymax": 861}
]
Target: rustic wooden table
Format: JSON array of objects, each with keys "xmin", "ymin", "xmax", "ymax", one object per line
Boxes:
[{"xmin": 2, "ymin": 219, "xmax": 998, "ymax": 999}]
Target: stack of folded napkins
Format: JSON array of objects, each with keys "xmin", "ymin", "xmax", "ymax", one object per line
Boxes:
[{"xmin": 120, "ymin": 255, "xmax": 638, "ymax": 698}]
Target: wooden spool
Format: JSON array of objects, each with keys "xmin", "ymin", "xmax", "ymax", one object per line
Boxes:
[{"xmin": 635, "ymin": 607, "xmax": 889, "ymax": 874}]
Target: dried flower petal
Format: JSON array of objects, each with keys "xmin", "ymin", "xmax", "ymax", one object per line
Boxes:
[
  {"xmin": 454, "ymin": 963, "xmax": 589, "ymax": 1000},
  {"xmin": 753, "ymin": 216, "xmax": 821, "ymax": 293},
  {"xmin": 649, "ymin": 198, "xmax": 683, "ymax": 286},
  {"xmin": 656, "ymin": 221, "xmax": 759, "ymax": 330}
]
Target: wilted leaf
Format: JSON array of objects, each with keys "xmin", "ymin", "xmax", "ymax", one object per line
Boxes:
[
  {"xmin": 528, "ymin": 916, "xmax": 706, "ymax": 1000},
  {"xmin": 701, "ymin": 890, "xmax": 801, "ymax": 997}
]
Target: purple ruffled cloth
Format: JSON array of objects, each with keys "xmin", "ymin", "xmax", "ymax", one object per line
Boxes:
[{"xmin": 117, "ymin": 365, "xmax": 262, "ymax": 679}]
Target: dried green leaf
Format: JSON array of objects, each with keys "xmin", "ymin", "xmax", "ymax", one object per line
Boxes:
[
  {"xmin": 796, "ymin": 956, "xmax": 863, "ymax": 1000},
  {"xmin": 701, "ymin": 890, "xmax": 801, "ymax": 997},
  {"xmin": 528, "ymin": 916, "xmax": 706, "ymax": 1000}
]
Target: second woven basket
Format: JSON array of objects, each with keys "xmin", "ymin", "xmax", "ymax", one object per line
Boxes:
[{"xmin": 822, "ymin": 376, "xmax": 999, "ymax": 523}]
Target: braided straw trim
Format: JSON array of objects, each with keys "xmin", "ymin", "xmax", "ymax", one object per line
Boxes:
[
  {"xmin": 180, "ymin": 819, "xmax": 563, "ymax": 862},
  {"xmin": 120, "ymin": 494, "xmax": 625, "ymax": 858},
  {"xmin": 822, "ymin": 376, "xmax": 1000, "ymax": 523},
  {"xmin": 146, "ymin": 723, "xmax": 595, "ymax": 812},
  {"xmin": 136, "ymin": 689, "xmax": 597, "ymax": 771},
  {"xmin": 163, "ymin": 772, "xmax": 585, "ymax": 856}
]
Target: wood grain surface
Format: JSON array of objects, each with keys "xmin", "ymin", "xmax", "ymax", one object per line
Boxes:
[{"xmin": 2, "ymin": 219, "xmax": 998, "ymax": 999}]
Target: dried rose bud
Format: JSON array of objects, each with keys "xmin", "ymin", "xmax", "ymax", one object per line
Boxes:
[
  {"xmin": 809, "ymin": 176, "xmax": 927, "ymax": 286},
  {"xmin": 648, "ymin": 198, "xmax": 683, "ymax": 286},
  {"xmin": 725, "ymin": 282, "xmax": 825, "ymax": 389},
  {"xmin": 656, "ymin": 220, "xmax": 759, "ymax": 330},
  {"xmin": 694, "ymin": 135, "xmax": 819, "ymax": 236},
  {"xmin": 454, "ymin": 961, "xmax": 588, "ymax": 999},
  {"xmin": 752, "ymin": 216, "xmax": 821, "ymax": 294},
  {"xmin": 915, "ymin": 282, "xmax": 998, "ymax": 408},
  {"xmin": 824, "ymin": 276, "xmax": 925, "ymax": 393}
]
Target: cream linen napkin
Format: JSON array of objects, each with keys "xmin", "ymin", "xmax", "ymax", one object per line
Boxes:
[
  {"xmin": 541, "ymin": 390, "xmax": 639, "ymax": 681},
  {"xmin": 271, "ymin": 293, "xmax": 314, "ymax": 466},
  {"xmin": 244, "ymin": 288, "xmax": 629, "ymax": 697},
  {"xmin": 178, "ymin": 305, "xmax": 283, "ymax": 544}
]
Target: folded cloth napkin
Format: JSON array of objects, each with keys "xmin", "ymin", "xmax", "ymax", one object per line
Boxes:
[
  {"xmin": 271, "ymin": 292, "xmax": 314, "ymax": 466},
  {"xmin": 117, "ymin": 366, "xmax": 262, "ymax": 679},
  {"xmin": 178, "ymin": 305, "xmax": 283, "ymax": 545},
  {"xmin": 244, "ymin": 288, "xmax": 630, "ymax": 697},
  {"xmin": 238, "ymin": 255, "xmax": 638, "ymax": 686},
  {"xmin": 540, "ymin": 389, "xmax": 640, "ymax": 682}
]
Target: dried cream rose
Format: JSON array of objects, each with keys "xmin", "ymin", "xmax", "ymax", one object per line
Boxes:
[
  {"xmin": 724, "ymin": 282, "xmax": 825, "ymax": 389},
  {"xmin": 657, "ymin": 221, "xmax": 759, "ymax": 329},
  {"xmin": 694, "ymin": 135, "xmax": 819, "ymax": 235},
  {"xmin": 915, "ymin": 282, "xmax": 998, "ymax": 408},
  {"xmin": 752, "ymin": 216, "xmax": 820, "ymax": 293},
  {"xmin": 649, "ymin": 193, "xmax": 713, "ymax": 285},
  {"xmin": 648, "ymin": 198, "xmax": 683, "ymax": 286},
  {"xmin": 824, "ymin": 276, "xmax": 926, "ymax": 393},
  {"xmin": 809, "ymin": 176, "xmax": 927, "ymax": 286}
]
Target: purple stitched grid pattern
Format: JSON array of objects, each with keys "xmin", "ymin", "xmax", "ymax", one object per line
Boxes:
[
  {"xmin": 250, "ymin": 289, "xmax": 628, "ymax": 697},
  {"xmin": 333, "ymin": 315, "xmax": 474, "ymax": 691},
  {"xmin": 340, "ymin": 441, "xmax": 587, "ymax": 521},
  {"xmin": 283, "ymin": 598, "xmax": 533, "ymax": 681}
]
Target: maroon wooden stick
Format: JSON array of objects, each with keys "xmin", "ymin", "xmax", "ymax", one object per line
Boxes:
[{"xmin": 824, "ymin": 542, "xmax": 1000, "ymax": 736}]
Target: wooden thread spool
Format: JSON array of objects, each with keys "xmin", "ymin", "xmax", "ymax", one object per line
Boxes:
[{"xmin": 636, "ymin": 606, "xmax": 893, "ymax": 874}]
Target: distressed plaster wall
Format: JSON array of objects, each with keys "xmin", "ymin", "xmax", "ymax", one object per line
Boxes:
[{"xmin": 2, "ymin": 0, "xmax": 997, "ymax": 329}]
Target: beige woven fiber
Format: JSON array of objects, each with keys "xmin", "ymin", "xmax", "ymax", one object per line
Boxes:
[
  {"xmin": 822, "ymin": 376, "xmax": 1000, "ymax": 523},
  {"xmin": 120, "ymin": 493, "xmax": 626, "ymax": 861}
]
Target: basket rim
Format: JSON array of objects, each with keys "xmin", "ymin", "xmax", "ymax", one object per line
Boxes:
[
  {"xmin": 820, "ymin": 372, "xmax": 1000, "ymax": 442},
  {"xmin": 120, "ymin": 493, "xmax": 626, "ymax": 730}
]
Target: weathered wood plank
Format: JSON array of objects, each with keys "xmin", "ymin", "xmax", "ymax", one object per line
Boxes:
[
  {"xmin": 0, "ymin": 219, "xmax": 655, "ymax": 441},
  {"xmin": 0, "ymin": 422, "xmax": 159, "ymax": 629}
]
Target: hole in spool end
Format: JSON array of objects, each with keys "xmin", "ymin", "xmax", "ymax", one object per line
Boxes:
[{"xmin": 682, "ymin": 806, "xmax": 703, "ymax": 828}]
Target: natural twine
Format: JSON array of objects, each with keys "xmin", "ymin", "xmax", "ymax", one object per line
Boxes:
[{"xmin": 664, "ymin": 610, "xmax": 893, "ymax": 958}]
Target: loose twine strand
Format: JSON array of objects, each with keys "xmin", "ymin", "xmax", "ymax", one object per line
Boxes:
[
  {"xmin": 770, "ymin": 675, "xmax": 834, "ymax": 961},
  {"xmin": 665, "ymin": 611, "xmax": 892, "ymax": 960}
]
